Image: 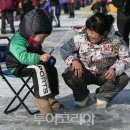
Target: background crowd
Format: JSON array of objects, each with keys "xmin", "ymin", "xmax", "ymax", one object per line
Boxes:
[
  {"xmin": 0, "ymin": 0, "xmax": 93, "ymax": 34},
  {"xmin": 0, "ymin": 0, "xmax": 130, "ymax": 48}
]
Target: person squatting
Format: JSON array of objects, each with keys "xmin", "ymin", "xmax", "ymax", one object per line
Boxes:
[{"xmin": 60, "ymin": 12, "xmax": 130, "ymax": 108}]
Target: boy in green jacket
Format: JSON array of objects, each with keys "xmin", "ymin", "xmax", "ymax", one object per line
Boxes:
[{"xmin": 6, "ymin": 8, "xmax": 64, "ymax": 116}]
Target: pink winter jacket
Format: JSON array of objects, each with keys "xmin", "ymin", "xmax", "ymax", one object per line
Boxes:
[{"xmin": 0, "ymin": 0, "xmax": 19, "ymax": 10}]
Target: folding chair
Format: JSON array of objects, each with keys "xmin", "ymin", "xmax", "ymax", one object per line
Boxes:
[{"xmin": 0, "ymin": 36, "xmax": 39, "ymax": 115}]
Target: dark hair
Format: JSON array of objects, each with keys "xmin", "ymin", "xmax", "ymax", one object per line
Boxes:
[{"xmin": 86, "ymin": 12, "xmax": 114, "ymax": 35}]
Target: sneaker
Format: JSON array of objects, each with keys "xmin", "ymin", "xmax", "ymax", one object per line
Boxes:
[
  {"xmin": 96, "ymin": 99, "xmax": 108, "ymax": 108},
  {"xmin": 75, "ymin": 97, "xmax": 89, "ymax": 107},
  {"xmin": 35, "ymin": 98, "xmax": 54, "ymax": 116},
  {"xmin": 48, "ymin": 97, "xmax": 64, "ymax": 110}
]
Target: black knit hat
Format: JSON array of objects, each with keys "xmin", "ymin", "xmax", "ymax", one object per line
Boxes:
[{"xmin": 19, "ymin": 8, "xmax": 52, "ymax": 38}]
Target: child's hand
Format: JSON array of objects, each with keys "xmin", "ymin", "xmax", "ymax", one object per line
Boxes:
[{"xmin": 40, "ymin": 54, "xmax": 51, "ymax": 62}]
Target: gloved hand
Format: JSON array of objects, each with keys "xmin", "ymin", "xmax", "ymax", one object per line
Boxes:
[
  {"xmin": 47, "ymin": 56, "xmax": 56, "ymax": 66},
  {"xmin": 40, "ymin": 56, "xmax": 56, "ymax": 66}
]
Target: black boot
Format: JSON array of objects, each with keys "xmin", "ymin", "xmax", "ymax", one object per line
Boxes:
[
  {"xmin": 1, "ymin": 30, "xmax": 6, "ymax": 34},
  {"xmin": 11, "ymin": 29, "xmax": 15, "ymax": 34}
]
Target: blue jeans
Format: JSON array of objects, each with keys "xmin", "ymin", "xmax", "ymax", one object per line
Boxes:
[{"xmin": 1, "ymin": 9, "xmax": 15, "ymax": 32}]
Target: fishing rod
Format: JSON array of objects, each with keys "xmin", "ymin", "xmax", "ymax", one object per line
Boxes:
[
  {"xmin": 49, "ymin": 27, "xmax": 74, "ymax": 54},
  {"xmin": 49, "ymin": 1, "xmax": 96, "ymax": 55}
]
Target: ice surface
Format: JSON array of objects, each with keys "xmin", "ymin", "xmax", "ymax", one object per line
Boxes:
[{"xmin": 0, "ymin": 10, "xmax": 130, "ymax": 130}]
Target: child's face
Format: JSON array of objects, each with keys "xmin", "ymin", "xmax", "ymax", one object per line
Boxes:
[{"xmin": 33, "ymin": 34, "xmax": 49, "ymax": 44}]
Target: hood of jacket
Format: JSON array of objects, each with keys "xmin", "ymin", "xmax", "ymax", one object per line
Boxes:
[{"xmin": 19, "ymin": 8, "xmax": 52, "ymax": 38}]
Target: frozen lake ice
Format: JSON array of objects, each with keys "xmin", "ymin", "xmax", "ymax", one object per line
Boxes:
[{"xmin": 0, "ymin": 10, "xmax": 130, "ymax": 130}]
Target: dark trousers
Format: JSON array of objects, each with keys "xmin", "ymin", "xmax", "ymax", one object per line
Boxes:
[
  {"xmin": 68, "ymin": 3, "xmax": 75, "ymax": 18},
  {"xmin": 117, "ymin": 12, "xmax": 130, "ymax": 47},
  {"xmin": 13, "ymin": 64, "xmax": 59, "ymax": 98},
  {"xmin": 1, "ymin": 9, "xmax": 15, "ymax": 32},
  {"xmin": 49, "ymin": 6, "xmax": 60, "ymax": 27},
  {"xmin": 62, "ymin": 3, "xmax": 69, "ymax": 14},
  {"xmin": 62, "ymin": 67, "xmax": 130, "ymax": 102},
  {"xmin": 100, "ymin": 2, "xmax": 107, "ymax": 14}
]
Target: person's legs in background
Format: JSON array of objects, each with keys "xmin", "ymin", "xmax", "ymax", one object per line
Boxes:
[
  {"xmin": 62, "ymin": 3, "xmax": 69, "ymax": 14},
  {"xmin": 117, "ymin": 12, "xmax": 130, "ymax": 47},
  {"xmin": 68, "ymin": 3, "xmax": 75, "ymax": 18},
  {"xmin": 55, "ymin": 4, "xmax": 61, "ymax": 27},
  {"xmin": 55, "ymin": 14, "xmax": 60, "ymax": 27},
  {"xmin": 1, "ymin": 10, "xmax": 6, "ymax": 34},
  {"xmin": 8, "ymin": 9, "xmax": 15, "ymax": 33}
]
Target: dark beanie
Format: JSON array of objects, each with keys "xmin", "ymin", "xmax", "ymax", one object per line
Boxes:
[{"xmin": 19, "ymin": 8, "xmax": 52, "ymax": 38}]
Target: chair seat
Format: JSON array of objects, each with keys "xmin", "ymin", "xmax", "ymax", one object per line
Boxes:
[
  {"xmin": 2, "ymin": 69, "xmax": 17, "ymax": 78},
  {"xmin": 0, "ymin": 36, "xmax": 39, "ymax": 115}
]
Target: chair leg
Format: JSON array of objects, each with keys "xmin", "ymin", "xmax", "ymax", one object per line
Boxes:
[
  {"xmin": 21, "ymin": 78, "xmax": 35, "ymax": 96},
  {"xmin": 3, "ymin": 76, "xmax": 39, "ymax": 115}
]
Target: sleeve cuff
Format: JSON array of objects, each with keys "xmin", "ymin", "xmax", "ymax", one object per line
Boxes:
[
  {"xmin": 65, "ymin": 55, "xmax": 75, "ymax": 65},
  {"xmin": 110, "ymin": 67, "xmax": 120, "ymax": 76}
]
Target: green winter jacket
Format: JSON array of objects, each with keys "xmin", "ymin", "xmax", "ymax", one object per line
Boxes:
[{"xmin": 6, "ymin": 32, "xmax": 42, "ymax": 69}]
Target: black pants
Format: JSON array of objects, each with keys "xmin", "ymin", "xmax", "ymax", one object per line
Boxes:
[
  {"xmin": 1, "ymin": 9, "xmax": 15, "ymax": 32},
  {"xmin": 117, "ymin": 12, "xmax": 130, "ymax": 47},
  {"xmin": 68, "ymin": 3, "xmax": 75, "ymax": 18},
  {"xmin": 62, "ymin": 3, "xmax": 69, "ymax": 14},
  {"xmin": 62, "ymin": 67, "xmax": 130, "ymax": 102},
  {"xmin": 100, "ymin": 2, "xmax": 107, "ymax": 14},
  {"xmin": 13, "ymin": 64, "xmax": 59, "ymax": 98}
]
